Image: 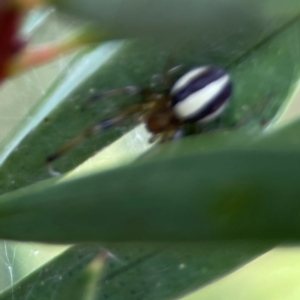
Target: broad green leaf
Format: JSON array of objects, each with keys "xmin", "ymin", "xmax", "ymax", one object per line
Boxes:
[{"xmin": 0, "ymin": 150, "xmax": 300, "ymax": 243}]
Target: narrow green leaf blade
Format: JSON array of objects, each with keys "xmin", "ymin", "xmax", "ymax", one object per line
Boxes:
[
  {"xmin": 0, "ymin": 242, "xmax": 276, "ymax": 300},
  {"xmin": 0, "ymin": 15, "xmax": 298, "ymax": 194},
  {"xmin": 0, "ymin": 244, "xmax": 102, "ymax": 300}
]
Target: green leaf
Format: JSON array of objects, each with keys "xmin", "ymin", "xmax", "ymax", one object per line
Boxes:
[
  {"xmin": 0, "ymin": 150, "xmax": 300, "ymax": 243},
  {"xmin": 51, "ymin": 0, "xmax": 300, "ymax": 44},
  {"xmin": 0, "ymin": 41, "xmax": 124, "ymax": 193},
  {"xmin": 89, "ymin": 242, "xmax": 275, "ymax": 300},
  {"xmin": 0, "ymin": 242, "xmax": 276, "ymax": 300}
]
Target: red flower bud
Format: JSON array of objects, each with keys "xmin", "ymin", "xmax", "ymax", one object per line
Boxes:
[{"xmin": 0, "ymin": 1, "xmax": 27, "ymax": 83}]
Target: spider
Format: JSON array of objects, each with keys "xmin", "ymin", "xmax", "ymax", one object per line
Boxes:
[{"xmin": 46, "ymin": 65, "xmax": 232, "ymax": 167}]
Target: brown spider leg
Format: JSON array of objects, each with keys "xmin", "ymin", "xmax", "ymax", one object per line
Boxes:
[
  {"xmin": 150, "ymin": 53, "xmax": 184, "ymax": 91},
  {"xmin": 149, "ymin": 119, "xmax": 182, "ymax": 144},
  {"xmin": 147, "ymin": 124, "xmax": 180, "ymax": 144},
  {"xmin": 159, "ymin": 126, "xmax": 181, "ymax": 143},
  {"xmin": 162, "ymin": 52, "xmax": 184, "ymax": 88},
  {"xmin": 82, "ymin": 86, "xmax": 142, "ymax": 110},
  {"xmin": 166, "ymin": 65, "xmax": 184, "ymax": 78},
  {"xmin": 46, "ymin": 102, "xmax": 156, "ymax": 167},
  {"xmin": 150, "ymin": 65, "xmax": 184, "ymax": 91},
  {"xmin": 148, "ymin": 134, "xmax": 161, "ymax": 144}
]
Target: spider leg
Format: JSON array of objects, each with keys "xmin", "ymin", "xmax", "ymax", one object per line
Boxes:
[
  {"xmin": 159, "ymin": 127, "xmax": 179, "ymax": 143},
  {"xmin": 148, "ymin": 134, "xmax": 161, "ymax": 144},
  {"xmin": 148, "ymin": 127, "xmax": 180, "ymax": 144},
  {"xmin": 46, "ymin": 102, "xmax": 156, "ymax": 165},
  {"xmin": 82, "ymin": 86, "xmax": 141, "ymax": 110},
  {"xmin": 150, "ymin": 63, "xmax": 184, "ymax": 91},
  {"xmin": 166, "ymin": 65, "xmax": 184, "ymax": 77}
]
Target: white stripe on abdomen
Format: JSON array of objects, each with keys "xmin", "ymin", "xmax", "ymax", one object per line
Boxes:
[{"xmin": 173, "ymin": 74, "xmax": 230, "ymax": 119}]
